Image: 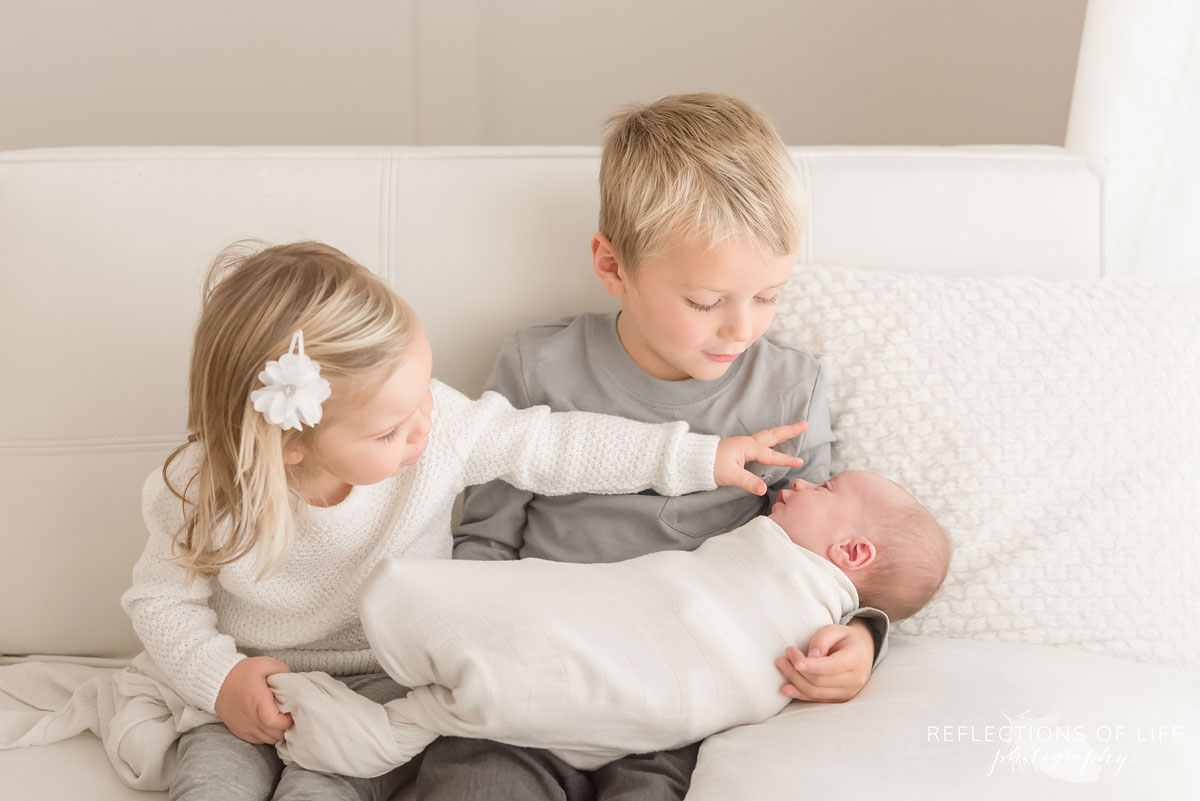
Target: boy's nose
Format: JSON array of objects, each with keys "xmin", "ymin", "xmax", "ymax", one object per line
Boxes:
[{"xmin": 719, "ymin": 310, "xmax": 754, "ymax": 343}]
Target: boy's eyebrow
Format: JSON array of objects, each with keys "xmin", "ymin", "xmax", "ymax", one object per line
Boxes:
[{"xmin": 687, "ymin": 281, "xmax": 790, "ymax": 293}]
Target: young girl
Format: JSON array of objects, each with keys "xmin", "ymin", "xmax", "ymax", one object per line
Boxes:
[{"xmin": 120, "ymin": 240, "xmax": 807, "ymax": 801}]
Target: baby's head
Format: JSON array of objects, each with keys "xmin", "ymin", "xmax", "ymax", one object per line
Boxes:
[
  {"xmin": 173, "ymin": 240, "xmax": 428, "ymax": 579},
  {"xmin": 768, "ymin": 471, "xmax": 951, "ymax": 621},
  {"xmin": 591, "ymin": 92, "xmax": 807, "ymax": 382}
]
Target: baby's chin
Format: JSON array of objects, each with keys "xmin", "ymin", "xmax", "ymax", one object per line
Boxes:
[{"xmin": 766, "ymin": 511, "xmax": 795, "ymax": 540}]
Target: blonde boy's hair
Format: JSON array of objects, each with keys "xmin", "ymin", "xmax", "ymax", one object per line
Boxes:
[
  {"xmin": 857, "ymin": 491, "xmax": 952, "ymax": 622},
  {"xmin": 599, "ymin": 92, "xmax": 806, "ymax": 275},
  {"xmin": 163, "ymin": 240, "xmax": 419, "ymax": 582}
]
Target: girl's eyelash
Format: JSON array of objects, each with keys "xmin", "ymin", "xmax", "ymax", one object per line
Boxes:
[
  {"xmin": 756, "ymin": 295, "xmax": 779, "ymax": 305},
  {"xmin": 378, "ymin": 429, "xmax": 399, "ymax": 442}
]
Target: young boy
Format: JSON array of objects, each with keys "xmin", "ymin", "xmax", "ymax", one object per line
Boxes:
[
  {"xmin": 416, "ymin": 93, "xmax": 890, "ymax": 801},
  {"xmin": 275, "ymin": 471, "xmax": 950, "ymax": 780}
]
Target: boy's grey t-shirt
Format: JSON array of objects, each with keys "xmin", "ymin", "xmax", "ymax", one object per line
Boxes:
[{"xmin": 453, "ymin": 312, "xmax": 888, "ymax": 662}]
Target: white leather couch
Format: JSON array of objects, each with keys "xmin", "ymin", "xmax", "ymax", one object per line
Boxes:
[{"xmin": 2, "ymin": 146, "xmax": 1196, "ymax": 800}]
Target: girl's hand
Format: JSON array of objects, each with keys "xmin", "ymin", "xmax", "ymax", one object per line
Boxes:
[
  {"xmin": 214, "ymin": 656, "xmax": 295, "ymax": 744},
  {"xmin": 714, "ymin": 422, "xmax": 808, "ymax": 495},
  {"xmin": 774, "ymin": 620, "xmax": 874, "ymax": 702}
]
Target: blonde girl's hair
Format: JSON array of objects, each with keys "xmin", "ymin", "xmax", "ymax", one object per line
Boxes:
[
  {"xmin": 598, "ymin": 92, "xmax": 806, "ymax": 276},
  {"xmin": 163, "ymin": 240, "xmax": 418, "ymax": 582}
]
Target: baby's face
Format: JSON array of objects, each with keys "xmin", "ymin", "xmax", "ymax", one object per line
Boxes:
[{"xmin": 768, "ymin": 471, "xmax": 899, "ymax": 556}]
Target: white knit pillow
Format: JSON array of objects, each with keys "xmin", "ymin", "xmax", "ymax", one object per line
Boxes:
[{"xmin": 769, "ymin": 265, "xmax": 1200, "ymax": 667}]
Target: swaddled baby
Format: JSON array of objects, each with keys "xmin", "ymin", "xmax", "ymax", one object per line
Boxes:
[{"xmin": 272, "ymin": 470, "xmax": 950, "ymax": 776}]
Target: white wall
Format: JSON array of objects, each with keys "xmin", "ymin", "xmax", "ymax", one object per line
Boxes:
[{"xmin": 0, "ymin": 0, "xmax": 1087, "ymax": 149}]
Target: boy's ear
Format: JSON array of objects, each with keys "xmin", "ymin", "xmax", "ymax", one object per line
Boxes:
[
  {"xmin": 591, "ymin": 233, "xmax": 627, "ymax": 297},
  {"xmin": 828, "ymin": 537, "xmax": 876, "ymax": 571}
]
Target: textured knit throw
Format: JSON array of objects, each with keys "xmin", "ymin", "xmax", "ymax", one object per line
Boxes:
[{"xmin": 769, "ymin": 265, "xmax": 1200, "ymax": 667}]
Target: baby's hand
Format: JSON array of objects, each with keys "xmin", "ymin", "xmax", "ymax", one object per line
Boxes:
[
  {"xmin": 714, "ymin": 422, "xmax": 807, "ymax": 495},
  {"xmin": 775, "ymin": 621, "xmax": 873, "ymax": 703},
  {"xmin": 214, "ymin": 656, "xmax": 294, "ymax": 744}
]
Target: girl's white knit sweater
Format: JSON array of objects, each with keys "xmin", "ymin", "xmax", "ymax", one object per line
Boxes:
[{"xmin": 121, "ymin": 380, "xmax": 719, "ymax": 714}]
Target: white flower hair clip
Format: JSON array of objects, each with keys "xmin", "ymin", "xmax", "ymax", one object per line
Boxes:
[{"xmin": 250, "ymin": 330, "xmax": 332, "ymax": 431}]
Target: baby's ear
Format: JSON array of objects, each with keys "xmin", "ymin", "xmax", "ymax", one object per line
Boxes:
[{"xmin": 830, "ymin": 537, "xmax": 876, "ymax": 571}]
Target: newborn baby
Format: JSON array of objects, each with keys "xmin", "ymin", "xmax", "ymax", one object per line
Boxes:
[{"xmin": 272, "ymin": 470, "xmax": 950, "ymax": 776}]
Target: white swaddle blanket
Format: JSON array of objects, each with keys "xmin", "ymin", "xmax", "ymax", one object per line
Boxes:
[
  {"xmin": 273, "ymin": 516, "xmax": 858, "ymax": 776},
  {"xmin": 0, "ymin": 517, "xmax": 854, "ymax": 788}
]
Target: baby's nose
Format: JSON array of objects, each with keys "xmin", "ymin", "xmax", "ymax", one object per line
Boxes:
[{"xmin": 790, "ymin": 478, "xmax": 816, "ymax": 491}]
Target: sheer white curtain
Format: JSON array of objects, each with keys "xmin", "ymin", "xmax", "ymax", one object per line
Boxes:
[{"xmin": 1067, "ymin": 0, "xmax": 1200, "ymax": 282}]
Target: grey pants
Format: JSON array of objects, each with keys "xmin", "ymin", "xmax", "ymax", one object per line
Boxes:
[
  {"xmin": 413, "ymin": 737, "xmax": 701, "ymax": 801},
  {"xmin": 171, "ymin": 672, "xmax": 420, "ymax": 801}
]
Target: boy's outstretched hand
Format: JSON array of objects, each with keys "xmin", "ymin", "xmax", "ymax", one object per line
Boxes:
[{"xmin": 714, "ymin": 421, "xmax": 807, "ymax": 495}]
